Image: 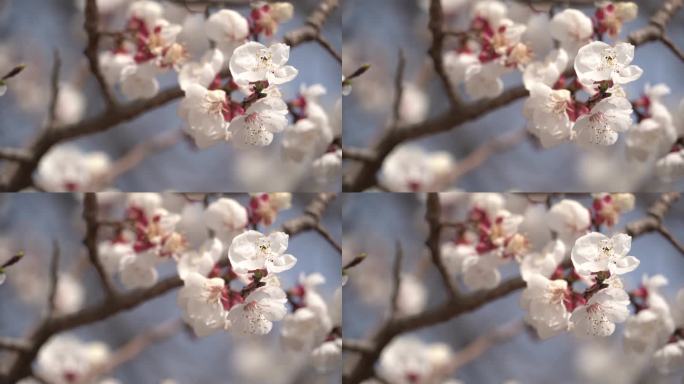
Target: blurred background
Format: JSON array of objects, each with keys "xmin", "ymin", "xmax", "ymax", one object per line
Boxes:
[
  {"xmin": 342, "ymin": 192, "xmax": 684, "ymax": 383},
  {"xmin": 342, "ymin": 0, "xmax": 684, "ymax": 192},
  {"xmin": 0, "ymin": 0, "xmax": 341, "ymax": 192},
  {"xmin": 0, "ymin": 192, "xmax": 342, "ymax": 383}
]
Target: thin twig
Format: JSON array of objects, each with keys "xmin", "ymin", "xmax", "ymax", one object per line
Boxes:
[
  {"xmin": 428, "ymin": 0, "xmax": 460, "ymax": 106},
  {"xmin": 660, "ymin": 34, "xmax": 684, "ymax": 62},
  {"xmin": 314, "ymin": 224, "xmax": 342, "ymax": 254},
  {"xmin": 46, "ymin": 240, "xmax": 61, "ymax": 318},
  {"xmin": 426, "ymin": 193, "xmax": 459, "ymax": 298},
  {"xmin": 391, "ymin": 49, "xmax": 406, "ymax": 127},
  {"xmin": 47, "ymin": 50, "xmax": 61, "ymax": 128},
  {"xmin": 389, "ymin": 241, "xmax": 403, "ymax": 316}
]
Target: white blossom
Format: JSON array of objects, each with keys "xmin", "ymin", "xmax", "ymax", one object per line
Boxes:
[
  {"xmin": 228, "ymin": 230, "xmax": 296, "ymax": 274},
  {"xmin": 378, "ymin": 337, "xmax": 453, "ymax": 384},
  {"xmin": 229, "ymin": 96, "xmax": 289, "ymax": 147},
  {"xmin": 36, "ymin": 145, "xmax": 111, "ymax": 192},
  {"xmin": 656, "ymin": 148, "xmax": 684, "ymax": 182},
  {"xmin": 520, "ymin": 239, "xmax": 566, "ymax": 281},
  {"xmin": 464, "ymin": 62, "xmax": 504, "ymax": 100},
  {"xmin": 177, "ymin": 272, "xmax": 230, "ymax": 336},
  {"xmin": 574, "ymin": 42, "xmax": 643, "ymax": 87},
  {"xmin": 120, "ymin": 62, "xmax": 160, "ymax": 100},
  {"xmin": 520, "ymin": 273, "xmax": 571, "ymax": 339},
  {"xmin": 227, "ymin": 285, "xmax": 288, "ymax": 335},
  {"xmin": 550, "ymin": 9, "xmax": 593, "ymax": 57},
  {"xmin": 571, "ymin": 232, "xmax": 639, "ymax": 277},
  {"xmin": 380, "ymin": 146, "xmax": 455, "ymax": 192},
  {"xmin": 462, "ymin": 252, "xmax": 501, "ymax": 290},
  {"xmin": 229, "ymin": 42, "xmax": 298, "ymax": 86},
  {"xmin": 203, "ymin": 198, "xmax": 248, "ymax": 243},
  {"xmin": 177, "ymin": 238, "xmax": 224, "ymax": 280},
  {"xmin": 574, "ymin": 96, "xmax": 633, "ymax": 147},
  {"xmin": 178, "ymin": 83, "xmax": 232, "ymax": 148},
  {"xmin": 547, "ymin": 199, "xmax": 591, "ymax": 245},
  {"xmin": 178, "ymin": 49, "xmax": 224, "ymax": 91},
  {"xmin": 33, "ymin": 335, "xmax": 113, "ymax": 384},
  {"xmin": 571, "ymin": 287, "xmax": 630, "ymax": 337},
  {"xmin": 205, "ymin": 9, "xmax": 249, "ymax": 56},
  {"xmin": 523, "ymin": 82, "xmax": 574, "ymax": 148}
]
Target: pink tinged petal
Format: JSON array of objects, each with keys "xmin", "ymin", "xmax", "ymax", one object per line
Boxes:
[
  {"xmin": 613, "ymin": 65, "xmax": 643, "ymax": 84},
  {"xmin": 571, "ymin": 305, "xmax": 616, "ymax": 337}
]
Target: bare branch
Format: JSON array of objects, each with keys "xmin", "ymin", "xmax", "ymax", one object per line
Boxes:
[
  {"xmin": 657, "ymin": 225, "xmax": 684, "ymax": 255},
  {"xmin": 47, "ymin": 50, "xmax": 62, "ymax": 128},
  {"xmin": 428, "ymin": 0, "xmax": 460, "ymax": 106},
  {"xmin": 0, "ymin": 148, "xmax": 32, "ymax": 163},
  {"xmin": 390, "ymin": 241, "xmax": 404, "ymax": 316},
  {"xmin": 284, "ymin": 0, "xmax": 340, "ymax": 63},
  {"xmin": 282, "ymin": 193, "xmax": 338, "ymax": 236},
  {"xmin": 84, "ymin": 0, "xmax": 117, "ymax": 108},
  {"xmin": 82, "ymin": 193, "xmax": 117, "ymax": 297},
  {"xmin": 0, "ymin": 338, "xmax": 31, "ymax": 353},
  {"xmin": 660, "ymin": 34, "xmax": 684, "ymax": 62},
  {"xmin": 426, "ymin": 193, "xmax": 458, "ymax": 298},
  {"xmin": 314, "ymin": 224, "xmax": 342, "ymax": 254},
  {"xmin": 342, "ymin": 339, "xmax": 374, "ymax": 354},
  {"xmin": 46, "ymin": 240, "xmax": 61, "ymax": 318},
  {"xmin": 391, "ymin": 49, "xmax": 406, "ymax": 127},
  {"xmin": 342, "ymin": 147, "xmax": 377, "ymax": 163}
]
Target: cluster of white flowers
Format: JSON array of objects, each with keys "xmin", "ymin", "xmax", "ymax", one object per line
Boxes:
[
  {"xmin": 91, "ymin": 192, "xmax": 342, "ymax": 341},
  {"xmin": 35, "ymin": 145, "xmax": 111, "ymax": 192},
  {"xmin": 440, "ymin": 193, "xmax": 527, "ymax": 290},
  {"xmin": 363, "ymin": 336, "xmax": 459, "ymax": 384},
  {"xmin": 17, "ymin": 334, "xmax": 118, "ymax": 384},
  {"xmin": 623, "ymin": 275, "xmax": 684, "ymax": 374},
  {"xmin": 90, "ymin": 1, "xmax": 342, "ymax": 186},
  {"xmin": 380, "ymin": 146, "xmax": 456, "ymax": 192},
  {"xmin": 280, "ymin": 273, "xmax": 342, "ymax": 372}
]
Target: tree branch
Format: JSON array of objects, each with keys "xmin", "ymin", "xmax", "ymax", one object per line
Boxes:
[
  {"xmin": 428, "ymin": 0, "xmax": 460, "ymax": 106},
  {"xmin": 284, "ymin": 0, "xmax": 340, "ymax": 63},
  {"xmin": 83, "ymin": 193, "xmax": 117, "ymax": 297},
  {"xmin": 84, "ymin": 0, "xmax": 117, "ymax": 108},
  {"xmin": 426, "ymin": 193, "xmax": 459, "ymax": 298}
]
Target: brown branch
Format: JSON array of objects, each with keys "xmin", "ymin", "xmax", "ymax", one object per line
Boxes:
[
  {"xmin": 83, "ymin": 193, "xmax": 117, "ymax": 297},
  {"xmin": 391, "ymin": 49, "xmax": 406, "ymax": 127},
  {"xmin": 84, "ymin": 0, "xmax": 117, "ymax": 108},
  {"xmin": 315, "ymin": 35, "xmax": 342, "ymax": 64},
  {"xmin": 342, "ymin": 339, "xmax": 374, "ymax": 354},
  {"xmin": 0, "ymin": 148, "xmax": 31, "ymax": 163},
  {"xmin": 428, "ymin": 0, "xmax": 460, "ymax": 106},
  {"xmin": 342, "ymin": 147, "xmax": 377, "ymax": 163},
  {"xmin": 343, "ymin": 0, "xmax": 683, "ymax": 192},
  {"xmin": 314, "ymin": 224, "xmax": 342, "ymax": 254},
  {"xmin": 426, "ymin": 193, "xmax": 459, "ymax": 298},
  {"xmin": 282, "ymin": 193, "xmax": 338, "ymax": 236},
  {"xmin": 390, "ymin": 241, "xmax": 404, "ymax": 316},
  {"xmin": 47, "ymin": 50, "xmax": 61, "ymax": 128},
  {"xmin": 46, "ymin": 240, "xmax": 61, "ymax": 318},
  {"xmin": 284, "ymin": 0, "xmax": 340, "ymax": 62},
  {"xmin": 659, "ymin": 34, "xmax": 684, "ymax": 62},
  {"xmin": 0, "ymin": 338, "xmax": 31, "ymax": 353}
]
